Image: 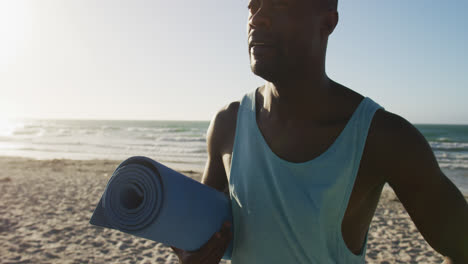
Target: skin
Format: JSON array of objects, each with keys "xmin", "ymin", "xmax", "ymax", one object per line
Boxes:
[{"xmin": 172, "ymin": 0, "xmax": 468, "ymax": 263}]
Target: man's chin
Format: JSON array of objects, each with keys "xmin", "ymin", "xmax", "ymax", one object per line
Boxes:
[{"xmin": 250, "ymin": 62, "xmax": 280, "ymax": 82}]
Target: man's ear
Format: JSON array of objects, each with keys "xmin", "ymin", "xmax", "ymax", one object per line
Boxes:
[{"xmin": 321, "ymin": 10, "xmax": 339, "ymax": 37}]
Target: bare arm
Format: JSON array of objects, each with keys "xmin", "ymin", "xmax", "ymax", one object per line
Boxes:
[
  {"xmin": 201, "ymin": 102, "xmax": 239, "ymax": 195},
  {"xmin": 170, "ymin": 104, "xmax": 237, "ymax": 264},
  {"xmin": 201, "ymin": 115, "xmax": 228, "ymax": 192},
  {"xmin": 377, "ymin": 112, "xmax": 468, "ymax": 263}
]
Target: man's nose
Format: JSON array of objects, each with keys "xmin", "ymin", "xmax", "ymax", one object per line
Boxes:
[{"xmin": 248, "ymin": 7, "xmax": 271, "ymax": 29}]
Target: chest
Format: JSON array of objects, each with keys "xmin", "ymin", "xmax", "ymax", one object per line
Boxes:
[
  {"xmin": 221, "ymin": 115, "xmax": 385, "ymax": 255},
  {"xmin": 258, "ymin": 119, "xmax": 347, "ymax": 163}
]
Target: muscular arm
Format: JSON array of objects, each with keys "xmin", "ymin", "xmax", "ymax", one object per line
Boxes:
[
  {"xmin": 201, "ymin": 102, "xmax": 239, "ymax": 196},
  {"xmin": 201, "ymin": 116, "xmax": 227, "ymax": 192},
  {"xmin": 376, "ymin": 111, "xmax": 468, "ymax": 263},
  {"xmin": 170, "ymin": 104, "xmax": 237, "ymax": 262}
]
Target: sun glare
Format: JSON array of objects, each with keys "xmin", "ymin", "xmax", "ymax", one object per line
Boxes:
[{"xmin": 0, "ymin": 116, "xmax": 14, "ymax": 137}]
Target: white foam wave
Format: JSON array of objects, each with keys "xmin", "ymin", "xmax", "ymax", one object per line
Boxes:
[
  {"xmin": 157, "ymin": 136, "xmax": 206, "ymax": 143},
  {"xmin": 0, "ymin": 121, "xmax": 24, "ymax": 137},
  {"xmin": 430, "ymin": 141, "xmax": 468, "ymax": 150},
  {"xmin": 436, "ymin": 137, "xmax": 452, "ymax": 142},
  {"xmin": 127, "ymin": 127, "xmax": 194, "ymax": 133},
  {"xmin": 13, "ymin": 127, "xmax": 45, "ymax": 138},
  {"xmin": 439, "ymin": 162, "xmax": 468, "ymax": 169}
]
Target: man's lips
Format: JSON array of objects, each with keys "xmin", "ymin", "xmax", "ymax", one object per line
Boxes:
[
  {"xmin": 248, "ymin": 32, "xmax": 276, "ymax": 49},
  {"xmin": 250, "ymin": 43, "xmax": 277, "ymax": 57},
  {"xmin": 248, "ymin": 33, "xmax": 277, "ymax": 56},
  {"xmin": 248, "ymin": 36, "xmax": 276, "ymax": 49}
]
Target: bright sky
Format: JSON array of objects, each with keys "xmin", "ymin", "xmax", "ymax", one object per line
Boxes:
[{"xmin": 0, "ymin": 0, "xmax": 467, "ymax": 124}]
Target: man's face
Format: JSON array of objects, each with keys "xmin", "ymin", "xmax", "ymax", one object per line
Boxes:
[{"xmin": 247, "ymin": 0, "xmax": 330, "ymax": 82}]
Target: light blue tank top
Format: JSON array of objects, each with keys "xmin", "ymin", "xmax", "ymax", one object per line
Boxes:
[{"xmin": 228, "ymin": 88, "xmax": 385, "ymax": 263}]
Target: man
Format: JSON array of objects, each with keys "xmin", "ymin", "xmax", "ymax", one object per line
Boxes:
[{"xmin": 171, "ymin": 0, "xmax": 468, "ymax": 263}]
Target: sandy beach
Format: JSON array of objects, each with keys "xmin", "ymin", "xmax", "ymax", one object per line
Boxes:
[{"xmin": 0, "ymin": 156, "xmax": 454, "ymax": 264}]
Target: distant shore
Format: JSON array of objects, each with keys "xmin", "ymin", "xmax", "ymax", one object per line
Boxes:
[{"xmin": 0, "ymin": 156, "xmax": 448, "ymax": 263}]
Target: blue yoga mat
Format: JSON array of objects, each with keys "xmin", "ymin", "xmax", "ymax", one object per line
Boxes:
[{"xmin": 89, "ymin": 156, "xmax": 233, "ymax": 259}]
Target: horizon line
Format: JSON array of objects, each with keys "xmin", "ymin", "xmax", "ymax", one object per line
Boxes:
[{"xmin": 2, "ymin": 117, "xmax": 467, "ymax": 126}]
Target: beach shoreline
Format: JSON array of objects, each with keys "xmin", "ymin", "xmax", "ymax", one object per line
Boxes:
[{"xmin": 0, "ymin": 156, "xmax": 452, "ymax": 263}]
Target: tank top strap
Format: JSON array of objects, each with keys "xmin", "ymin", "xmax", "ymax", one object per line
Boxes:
[{"xmin": 239, "ymin": 89, "xmax": 257, "ymax": 112}]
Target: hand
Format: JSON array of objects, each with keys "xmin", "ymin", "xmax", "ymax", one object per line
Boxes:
[{"xmin": 170, "ymin": 221, "xmax": 233, "ymax": 264}]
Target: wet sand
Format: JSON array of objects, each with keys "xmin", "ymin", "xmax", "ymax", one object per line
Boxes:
[{"xmin": 0, "ymin": 156, "xmax": 448, "ymax": 263}]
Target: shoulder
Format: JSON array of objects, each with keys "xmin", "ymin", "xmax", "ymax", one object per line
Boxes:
[
  {"xmin": 368, "ymin": 108, "xmax": 439, "ymax": 182},
  {"xmin": 370, "ymin": 108, "xmax": 418, "ymax": 143},
  {"xmin": 206, "ymin": 101, "xmax": 240, "ymax": 156},
  {"xmin": 208, "ymin": 101, "xmax": 240, "ymax": 136},
  {"xmin": 370, "ymin": 108, "xmax": 427, "ymax": 154},
  {"xmin": 211, "ymin": 101, "xmax": 240, "ymax": 126}
]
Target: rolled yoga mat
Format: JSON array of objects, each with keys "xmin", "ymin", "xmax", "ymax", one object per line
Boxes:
[{"xmin": 89, "ymin": 156, "xmax": 233, "ymax": 259}]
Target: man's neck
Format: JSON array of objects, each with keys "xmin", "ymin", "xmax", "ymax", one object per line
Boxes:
[{"xmin": 261, "ymin": 75, "xmax": 336, "ymax": 123}]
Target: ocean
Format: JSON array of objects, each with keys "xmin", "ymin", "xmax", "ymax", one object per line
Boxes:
[{"xmin": 0, "ymin": 119, "xmax": 467, "ymax": 195}]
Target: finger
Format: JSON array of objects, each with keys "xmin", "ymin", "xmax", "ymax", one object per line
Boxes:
[
  {"xmin": 200, "ymin": 231, "xmax": 223, "ymax": 252},
  {"xmin": 198, "ymin": 225, "xmax": 232, "ymax": 262},
  {"xmin": 188, "ymin": 222, "xmax": 233, "ymax": 263},
  {"xmin": 200, "ymin": 244, "xmax": 226, "ymax": 264},
  {"xmin": 221, "ymin": 221, "xmax": 232, "ymax": 231},
  {"xmin": 200, "ymin": 221, "xmax": 231, "ymax": 253},
  {"xmin": 201, "ymin": 230, "xmax": 233, "ymax": 264},
  {"xmin": 203, "ymin": 247, "xmax": 225, "ymax": 264},
  {"xmin": 216, "ymin": 230, "xmax": 233, "ymax": 258}
]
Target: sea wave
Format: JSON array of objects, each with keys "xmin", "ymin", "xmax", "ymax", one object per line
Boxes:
[
  {"xmin": 126, "ymin": 127, "xmax": 194, "ymax": 133},
  {"xmin": 157, "ymin": 136, "xmax": 206, "ymax": 143},
  {"xmin": 439, "ymin": 162, "xmax": 468, "ymax": 169},
  {"xmin": 436, "ymin": 137, "xmax": 453, "ymax": 142},
  {"xmin": 429, "ymin": 141, "xmax": 468, "ymax": 151},
  {"xmin": 12, "ymin": 127, "xmax": 46, "ymax": 137}
]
